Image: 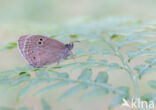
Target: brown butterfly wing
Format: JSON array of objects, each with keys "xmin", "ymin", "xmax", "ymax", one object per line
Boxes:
[{"xmin": 23, "ymin": 35, "xmax": 65, "ymax": 68}]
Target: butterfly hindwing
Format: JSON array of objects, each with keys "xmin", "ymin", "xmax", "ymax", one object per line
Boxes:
[{"xmin": 17, "ymin": 35, "xmax": 30, "ymax": 56}]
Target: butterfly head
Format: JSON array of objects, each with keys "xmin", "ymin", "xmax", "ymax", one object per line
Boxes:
[
  {"xmin": 65, "ymin": 42, "xmax": 74, "ymax": 51},
  {"xmin": 63, "ymin": 41, "xmax": 79, "ymax": 59}
]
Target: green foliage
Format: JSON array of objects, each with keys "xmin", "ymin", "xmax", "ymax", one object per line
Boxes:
[
  {"xmin": 59, "ymin": 84, "xmax": 87, "ymax": 100},
  {"xmin": 141, "ymin": 93, "xmax": 156, "ymax": 103},
  {"xmin": 81, "ymin": 88, "xmax": 108, "ymax": 100},
  {"xmin": 109, "ymin": 95, "xmax": 124, "ymax": 109},
  {"xmin": 148, "ymin": 80, "xmax": 156, "ymax": 89},
  {"xmin": 41, "ymin": 98, "xmax": 51, "ymax": 110},
  {"xmin": 69, "ymin": 34, "xmax": 78, "ymax": 38},
  {"xmin": 35, "ymin": 81, "xmax": 69, "ymax": 96},
  {"xmin": 0, "ymin": 17, "xmax": 156, "ymax": 110},
  {"xmin": 77, "ymin": 68, "xmax": 92, "ymax": 81},
  {"xmin": 0, "ymin": 42, "xmax": 17, "ymax": 51},
  {"xmin": 0, "ymin": 99, "xmax": 50, "ymax": 110},
  {"xmin": 95, "ymin": 71, "xmax": 108, "ymax": 83},
  {"xmin": 134, "ymin": 64, "xmax": 156, "ymax": 79},
  {"xmin": 17, "ymin": 81, "xmax": 39, "ymax": 101}
]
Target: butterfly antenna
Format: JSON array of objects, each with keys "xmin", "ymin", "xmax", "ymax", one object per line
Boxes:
[{"xmin": 70, "ymin": 40, "xmax": 80, "ymax": 44}]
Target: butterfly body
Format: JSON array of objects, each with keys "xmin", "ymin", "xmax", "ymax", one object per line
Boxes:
[{"xmin": 18, "ymin": 35, "xmax": 74, "ymax": 68}]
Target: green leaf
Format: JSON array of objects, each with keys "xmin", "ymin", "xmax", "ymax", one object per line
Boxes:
[
  {"xmin": 17, "ymin": 81, "xmax": 39, "ymax": 100},
  {"xmin": 111, "ymin": 34, "xmax": 124, "ymax": 39},
  {"xmin": 69, "ymin": 34, "xmax": 78, "ymax": 38},
  {"xmin": 77, "ymin": 68, "xmax": 92, "ymax": 81},
  {"xmin": 81, "ymin": 88, "xmax": 108, "ymax": 100},
  {"xmin": 59, "ymin": 84, "xmax": 87, "ymax": 100},
  {"xmin": 19, "ymin": 72, "xmax": 30, "ymax": 78},
  {"xmin": 109, "ymin": 95, "xmax": 123, "ymax": 109},
  {"xmin": 49, "ymin": 35, "xmax": 55, "ymax": 38},
  {"xmin": 134, "ymin": 64, "xmax": 145, "ymax": 73},
  {"xmin": 19, "ymin": 72, "xmax": 27, "ymax": 76},
  {"xmin": 145, "ymin": 58, "xmax": 156, "ymax": 66},
  {"xmin": 140, "ymin": 67, "xmax": 156, "ymax": 78},
  {"xmin": 148, "ymin": 80, "xmax": 156, "ymax": 89},
  {"xmin": 127, "ymin": 51, "xmax": 156, "ymax": 60},
  {"xmin": 107, "ymin": 63, "xmax": 123, "ymax": 71},
  {"xmin": 7, "ymin": 42, "xmax": 17, "ymax": 46},
  {"xmin": 117, "ymin": 87, "xmax": 129, "ymax": 93},
  {"xmin": 0, "ymin": 42, "xmax": 17, "ymax": 51},
  {"xmin": 96, "ymin": 60, "xmax": 108, "ymax": 67},
  {"xmin": 123, "ymin": 33, "xmax": 149, "ymax": 42},
  {"xmin": 17, "ymin": 84, "xmax": 33, "ymax": 101},
  {"xmin": 141, "ymin": 93, "xmax": 156, "ymax": 103},
  {"xmin": 35, "ymin": 81, "xmax": 69, "ymax": 95},
  {"xmin": 95, "ymin": 71, "xmax": 108, "ymax": 83},
  {"xmin": 116, "ymin": 86, "xmax": 130, "ymax": 97},
  {"xmin": 137, "ymin": 42, "xmax": 156, "ymax": 51},
  {"xmin": 116, "ymin": 38, "xmax": 148, "ymax": 48},
  {"xmin": 57, "ymin": 73, "xmax": 69, "ymax": 78},
  {"xmin": 41, "ymin": 98, "xmax": 51, "ymax": 110},
  {"xmin": 134, "ymin": 65, "xmax": 156, "ymax": 78}
]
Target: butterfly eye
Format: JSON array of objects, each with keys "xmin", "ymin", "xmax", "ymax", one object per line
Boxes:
[
  {"xmin": 40, "ymin": 38, "xmax": 43, "ymax": 41},
  {"xmin": 33, "ymin": 56, "xmax": 36, "ymax": 59}
]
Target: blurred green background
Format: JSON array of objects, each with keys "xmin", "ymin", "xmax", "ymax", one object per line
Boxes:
[
  {"xmin": 0, "ymin": 0, "xmax": 156, "ymax": 23},
  {"xmin": 0, "ymin": 0, "xmax": 156, "ymax": 110}
]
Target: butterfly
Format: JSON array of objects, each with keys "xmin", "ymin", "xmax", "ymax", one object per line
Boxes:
[{"xmin": 18, "ymin": 34, "xmax": 75, "ymax": 68}]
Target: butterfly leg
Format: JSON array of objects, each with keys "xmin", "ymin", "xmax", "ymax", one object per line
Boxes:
[
  {"xmin": 57, "ymin": 60, "xmax": 60, "ymax": 65},
  {"xmin": 70, "ymin": 51, "xmax": 76, "ymax": 62}
]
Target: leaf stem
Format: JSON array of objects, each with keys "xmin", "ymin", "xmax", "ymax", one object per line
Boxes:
[
  {"xmin": 36, "ymin": 77, "xmax": 129, "ymax": 97},
  {"xmin": 138, "ymin": 60, "xmax": 156, "ymax": 78},
  {"xmin": 102, "ymin": 38, "xmax": 142, "ymax": 108},
  {"xmin": 116, "ymin": 51, "xmax": 140, "ymax": 99}
]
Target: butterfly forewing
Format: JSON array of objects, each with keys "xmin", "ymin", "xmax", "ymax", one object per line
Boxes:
[{"xmin": 23, "ymin": 35, "xmax": 65, "ymax": 68}]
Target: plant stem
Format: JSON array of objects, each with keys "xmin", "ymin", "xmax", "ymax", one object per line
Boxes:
[
  {"xmin": 103, "ymin": 38, "xmax": 144, "ymax": 110},
  {"xmin": 35, "ymin": 76, "xmax": 129, "ymax": 97},
  {"xmin": 115, "ymin": 50, "xmax": 147, "ymax": 110},
  {"xmin": 115, "ymin": 51, "xmax": 140, "ymax": 99}
]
